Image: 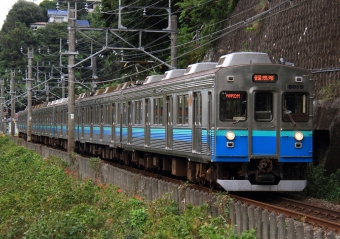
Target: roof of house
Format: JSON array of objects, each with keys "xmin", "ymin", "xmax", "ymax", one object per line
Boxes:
[
  {"xmin": 30, "ymin": 22, "xmax": 47, "ymax": 26},
  {"xmin": 47, "ymin": 10, "xmax": 68, "ymax": 16},
  {"xmin": 76, "ymin": 20, "xmax": 90, "ymax": 27}
]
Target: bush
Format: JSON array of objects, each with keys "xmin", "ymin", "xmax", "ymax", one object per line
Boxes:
[
  {"xmin": 304, "ymin": 164, "xmax": 340, "ymax": 202},
  {"xmin": 0, "ymin": 137, "xmax": 252, "ymax": 238}
]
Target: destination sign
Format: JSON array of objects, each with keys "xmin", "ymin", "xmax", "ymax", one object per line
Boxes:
[
  {"xmin": 225, "ymin": 93, "xmax": 241, "ymax": 99},
  {"xmin": 253, "ymin": 74, "xmax": 277, "ymax": 82}
]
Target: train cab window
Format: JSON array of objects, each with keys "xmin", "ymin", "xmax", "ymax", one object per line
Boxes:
[
  {"xmin": 283, "ymin": 92, "xmax": 309, "ymax": 122},
  {"xmin": 177, "ymin": 95, "xmax": 189, "ymax": 125},
  {"xmin": 220, "ymin": 91, "xmax": 247, "ymax": 121},
  {"xmin": 255, "ymin": 91, "xmax": 273, "ymax": 121},
  {"xmin": 153, "ymin": 98, "xmax": 163, "ymax": 125}
]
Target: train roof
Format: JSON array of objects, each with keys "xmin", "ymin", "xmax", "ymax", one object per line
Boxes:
[
  {"xmin": 216, "ymin": 52, "xmax": 272, "ymax": 67},
  {"xmin": 162, "ymin": 69, "xmax": 186, "ymax": 80},
  {"xmin": 144, "ymin": 75, "xmax": 163, "ymax": 84},
  {"xmin": 184, "ymin": 62, "xmax": 218, "ymax": 75}
]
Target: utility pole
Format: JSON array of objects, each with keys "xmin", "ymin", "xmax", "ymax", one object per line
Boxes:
[
  {"xmin": 67, "ymin": 4, "xmax": 76, "ymax": 153},
  {"xmin": 10, "ymin": 70, "xmax": 15, "ymax": 136},
  {"xmin": 171, "ymin": 15, "xmax": 178, "ymax": 69},
  {"xmin": 0, "ymin": 79, "xmax": 4, "ymax": 134},
  {"xmin": 62, "ymin": 74, "xmax": 66, "ymax": 98},
  {"xmin": 27, "ymin": 48, "xmax": 34, "ymax": 141}
]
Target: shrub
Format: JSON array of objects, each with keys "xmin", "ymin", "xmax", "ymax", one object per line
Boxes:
[{"xmin": 304, "ymin": 164, "xmax": 340, "ymax": 202}]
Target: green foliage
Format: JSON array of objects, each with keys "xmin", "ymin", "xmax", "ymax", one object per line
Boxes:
[
  {"xmin": 175, "ymin": 0, "xmax": 238, "ymax": 68},
  {"xmin": 304, "ymin": 164, "xmax": 340, "ymax": 201},
  {"xmin": 1, "ymin": 0, "xmax": 44, "ymax": 33},
  {"xmin": 0, "ymin": 138, "xmax": 249, "ymax": 238},
  {"xmin": 39, "ymin": 0, "xmax": 59, "ymax": 22},
  {"xmin": 319, "ymin": 81, "xmax": 340, "ymax": 101},
  {"xmin": 89, "ymin": 157, "xmax": 102, "ymax": 172},
  {"xmin": 245, "ymin": 20, "xmax": 262, "ymax": 34}
]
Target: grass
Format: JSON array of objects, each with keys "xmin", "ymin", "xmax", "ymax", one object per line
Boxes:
[{"xmin": 0, "ymin": 136, "xmax": 255, "ymax": 239}]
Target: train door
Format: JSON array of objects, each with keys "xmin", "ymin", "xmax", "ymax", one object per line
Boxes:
[
  {"xmin": 144, "ymin": 99, "xmax": 150, "ymax": 146},
  {"xmin": 127, "ymin": 101, "xmax": 132, "ymax": 144},
  {"xmin": 166, "ymin": 96, "xmax": 173, "ymax": 149},
  {"xmin": 192, "ymin": 92, "xmax": 202, "ymax": 153},
  {"xmin": 251, "ymin": 90, "xmax": 278, "ymax": 156}
]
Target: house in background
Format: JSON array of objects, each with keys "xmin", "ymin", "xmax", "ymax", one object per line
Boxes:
[
  {"xmin": 85, "ymin": 0, "xmax": 102, "ymax": 13},
  {"xmin": 30, "ymin": 9, "xmax": 90, "ymax": 30},
  {"xmin": 47, "ymin": 10, "xmax": 68, "ymax": 23},
  {"xmin": 30, "ymin": 22, "xmax": 47, "ymax": 31}
]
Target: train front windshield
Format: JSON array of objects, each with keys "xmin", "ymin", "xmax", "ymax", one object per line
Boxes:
[
  {"xmin": 283, "ymin": 92, "xmax": 309, "ymax": 122},
  {"xmin": 220, "ymin": 91, "xmax": 247, "ymax": 121}
]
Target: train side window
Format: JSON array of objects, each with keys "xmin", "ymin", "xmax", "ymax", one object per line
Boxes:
[
  {"xmin": 282, "ymin": 92, "xmax": 309, "ymax": 122},
  {"xmin": 178, "ymin": 96, "xmax": 183, "ymax": 124},
  {"xmin": 95, "ymin": 106, "xmax": 99, "ymax": 124},
  {"xmin": 135, "ymin": 100, "xmax": 142, "ymax": 125},
  {"xmin": 90, "ymin": 106, "xmax": 93, "ymax": 124},
  {"xmin": 153, "ymin": 98, "xmax": 163, "ymax": 125},
  {"xmin": 177, "ymin": 95, "xmax": 189, "ymax": 125},
  {"xmin": 112, "ymin": 103, "xmax": 116, "ymax": 124},
  {"xmin": 117, "ymin": 103, "xmax": 121, "ymax": 124},
  {"xmin": 105, "ymin": 105, "xmax": 109, "ymax": 124},
  {"xmin": 82, "ymin": 108, "xmax": 84, "ymax": 124},
  {"xmin": 194, "ymin": 92, "xmax": 202, "ymax": 125},
  {"xmin": 255, "ymin": 91, "xmax": 273, "ymax": 121},
  {"xmin": 220, "ymin": 91, "xmax": 247, "ymax": 121},
  {"xmin": 122, "ymin": 103, "xmax": 127, "ymax": 126},
  {"xmin": 184, "ymin": 95, "xmax": 188, "ymax": 124},
  {"xmin": 100, "ymin": 105, "xmax": 104, "ymax": 124}
]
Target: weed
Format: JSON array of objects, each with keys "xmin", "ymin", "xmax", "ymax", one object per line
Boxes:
[
  {"xmin": 319, "ymin": 81, "xmax": 340, "ymax": 101},
  {"xmin": 0, "ymin": 140, "xmax": 253, "ymax": 238}
]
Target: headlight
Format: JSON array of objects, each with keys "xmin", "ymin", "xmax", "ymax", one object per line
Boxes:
[
  {"xmin": 294, "ymin": 132, "xmax": 304, "ymax": 141},
  {"xmin": 226, "ymin": 131, "xmax": 235, "ymax": 141}
]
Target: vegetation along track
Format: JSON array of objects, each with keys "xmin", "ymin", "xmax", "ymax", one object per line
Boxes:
[
  {"xmin": 231, "ymin": 194, "xmax": 340, "ymax": 233},
  {"xmin": 16, "ymin": 139, "xmax": 340, "ymax": 234}
]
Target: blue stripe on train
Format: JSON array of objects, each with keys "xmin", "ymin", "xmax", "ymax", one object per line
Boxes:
[
  {"xmin": 214, "ymin": 130, "xmax": 248, "ymax": 162},
  {"xmin": 252, "ymin": 130, "xmax": 276, "ymax": 155},
  {"xmin": 280, "ymin": 130, "xmax": 312, "ymax": 162}
]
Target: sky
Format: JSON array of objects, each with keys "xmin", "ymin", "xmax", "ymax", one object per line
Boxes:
[{"xmin": 0, "ymin": 0, "xmax": 44, "ymax": 29}]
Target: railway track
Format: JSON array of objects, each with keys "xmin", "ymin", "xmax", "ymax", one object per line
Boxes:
[
  {"xmin": 230, "ymin": 194, "xmax": 340, "ymax": 233},
  {"xmin": 103, "ymin": 159, "xmax": 340, "ymax": 233}
]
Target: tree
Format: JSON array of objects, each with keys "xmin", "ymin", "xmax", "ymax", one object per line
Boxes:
[
  {"xmin": 1, "ymin": 0, "xmax": 44, "ymax": 33},
  {"xmin": 39, "ymin": 0, "xmax": 59, "ymax": 22}
]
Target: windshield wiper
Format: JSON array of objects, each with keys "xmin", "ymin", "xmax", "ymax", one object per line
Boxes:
[{"xmin": 284, "ymin": 109, "xmax": 296, "ymax": 126}]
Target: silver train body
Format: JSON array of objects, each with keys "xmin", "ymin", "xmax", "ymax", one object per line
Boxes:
[{"xmin": 18, "ymin": 52, "xmax": 314, "ymax": 191}]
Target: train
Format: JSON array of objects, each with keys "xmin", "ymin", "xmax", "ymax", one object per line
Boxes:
[{"xmin": 17, "ymin": 52, "xmax": 313, "ymax": 191}]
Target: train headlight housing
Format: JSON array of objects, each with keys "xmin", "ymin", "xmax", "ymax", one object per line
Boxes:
[
  {"xmin": 294, "ymin": 132, "xmax": 304, "ymax": 141},
  {"xmin": 226, "ymin": 131, "xmax": 235, "ymax": 141}
]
